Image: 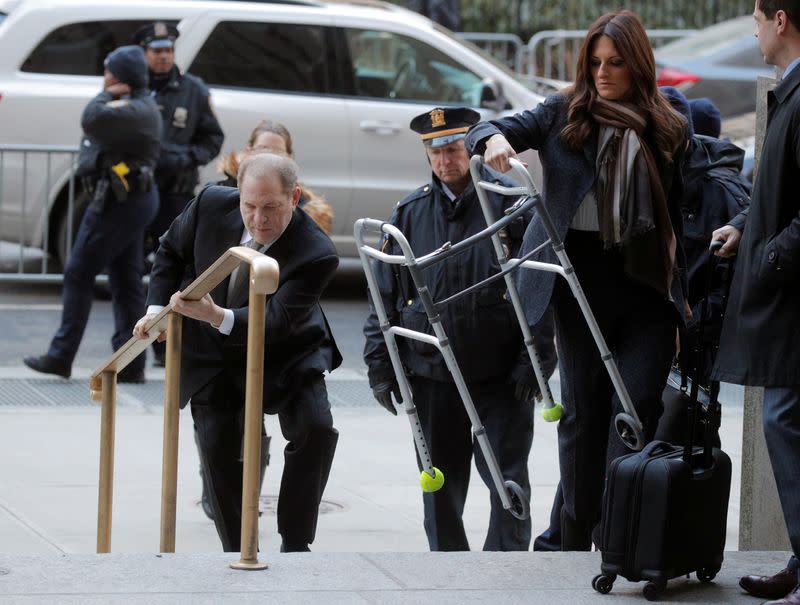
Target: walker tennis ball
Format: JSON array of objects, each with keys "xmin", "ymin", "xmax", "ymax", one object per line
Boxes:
[
  {"xmin": 419, "ymin": 467, "xmax": 445, "ymax": 493},
  {"xmin": 541, "ymin": 402, "xmax": 564, "ymax": 423}
]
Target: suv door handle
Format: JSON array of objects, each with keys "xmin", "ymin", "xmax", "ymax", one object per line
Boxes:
[{"xmin": 359, "ymin": 120, "xmax": 401, "ymax": 135}]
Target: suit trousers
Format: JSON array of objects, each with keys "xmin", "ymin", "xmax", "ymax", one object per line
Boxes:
[
  {"xmin": 763, "ymin": 386, "xmax": 800, "ymax": 561},
  {"xmin": 191, "ymin": 373, "xmax": 338, "ymax": 552},
  {"xmin": 552, "ymin": 230, "xmax": 676, "ymax": 548},
  {"xmin": 48, "ymin": 189, "xmax": 158, "ymax": 372},
  {"xmin": 410, "ymin": 376, "xmax": 533, "ymax": 551}
]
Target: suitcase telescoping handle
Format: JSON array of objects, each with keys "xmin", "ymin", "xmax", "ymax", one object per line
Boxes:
[{"xmin": 683, "ymin": 239, "xmax": 725, "ymax": 466}]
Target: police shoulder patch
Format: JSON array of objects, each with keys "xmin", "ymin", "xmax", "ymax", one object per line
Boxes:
[{"xmin": 396, "ymin": 183, "xmax": 432, "ymax": 209}]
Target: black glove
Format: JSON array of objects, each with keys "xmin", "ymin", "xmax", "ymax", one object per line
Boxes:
[
  {"xmin": 372, "ymin": 379, "xmax": 403, "ymax": 416},
  {"xmin": 514, "ymin": 380, "xmax": 539, "ymax": 403}
]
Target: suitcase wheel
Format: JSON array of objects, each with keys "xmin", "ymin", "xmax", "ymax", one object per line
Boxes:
[
  {"xmin": 697, "ymin": 568, "xmax": 718, "ymax": 583},
  {"xmin": 643, "ymin": 581, "xmax": 662, "ymax": 601},
  {"xmin": 592, "ymin": 574, "xmax": 614, "ymax": 594}
]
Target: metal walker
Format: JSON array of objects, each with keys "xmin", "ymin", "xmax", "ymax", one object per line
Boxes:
[{"xmin": 354, "ymin": 155, "xmax": 646, "ymax": 522}]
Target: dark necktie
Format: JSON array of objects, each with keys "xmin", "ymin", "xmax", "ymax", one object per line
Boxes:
[{"xmin": 226, "ymin": 239, "xmax": 262, "ymax": 307}]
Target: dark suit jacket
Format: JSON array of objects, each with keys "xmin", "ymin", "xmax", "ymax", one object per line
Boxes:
[{"xmin": 147, "ymin": 185, "xmax": 342, "ymax": 412}]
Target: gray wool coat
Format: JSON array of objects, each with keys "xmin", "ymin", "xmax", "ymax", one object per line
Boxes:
[{"xmin": 464, "ymin": 93, "xmax": 687, "ymax": 327}]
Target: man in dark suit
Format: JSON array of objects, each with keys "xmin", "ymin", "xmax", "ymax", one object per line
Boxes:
[
  {"xmin": 134, "ymin": 153, "xmax": 341, "ymax": 553},
  {"xmin": 712, "ymin": 1, "xmax": 800, "ymax": 603}
]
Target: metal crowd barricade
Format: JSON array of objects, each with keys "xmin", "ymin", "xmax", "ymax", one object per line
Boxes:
[
  {"xmin": 0, "ymin": 144, "xmax": 81, "ymax": 282},
  {"xmin": 456, "ymin": 32, "xmax": 525, "ymax": 74},
  {"xmin": 526, "ymin": 29, "xmax": 697, "ymax": 81},
  {"xmin": 90, "ymin": 245, "xmax": 279, "ymax": 571}
]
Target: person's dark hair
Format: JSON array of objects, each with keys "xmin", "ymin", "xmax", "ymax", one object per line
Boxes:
[
  {"xmin": 561, "ymin": 10, "xmax": 686, "ymax": 161},
  {"xmin": 247, "ymin": 120, "xmax": 294, "ymax": 157},
  {"xmin": 758, "ymin": 0, "xmax": 800, "ymax": 31},
  {"xmin": 237, "ymin": 152, "xmax": 299, "ymax": 195}
]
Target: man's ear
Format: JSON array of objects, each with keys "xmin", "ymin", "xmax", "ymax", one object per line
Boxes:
[
  {"xmin": 291, "ymin": 185, "xmax": 302, "ymax": 207},
  {"xmin": 776, "ymin": 9, "xmax": 788, "ymax": 34}
]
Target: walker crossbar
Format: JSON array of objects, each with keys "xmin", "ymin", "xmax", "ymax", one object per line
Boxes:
[
  {"xmin": 469, "ymin": 154, "xmax": 645, "ymax": 450},
  {"xmin": 355, "ymin": 215, "xmax": 531, "ymax": 520}
]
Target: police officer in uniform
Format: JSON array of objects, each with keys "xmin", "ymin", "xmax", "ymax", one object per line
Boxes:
[
  {"xmin": 24, "ymin": 45, "xmax": 161, "ymax": 383},
  {"xmin": 363, "ymin": 107, "xmax": 542, "ymax": 551},
  {"xmin": 132, "ymin": 22, "xmax": 224, "ymax": 366}
]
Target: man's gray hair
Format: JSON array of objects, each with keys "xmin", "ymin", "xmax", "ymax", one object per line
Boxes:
[{"xmin": 237, "ymin": 152, "xmax": 299, "ymax": 194}]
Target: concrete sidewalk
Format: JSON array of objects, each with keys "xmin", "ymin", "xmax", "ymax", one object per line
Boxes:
[{"xmin": 0, "ymin": 368, "xmax": 778, "ymax": 604}]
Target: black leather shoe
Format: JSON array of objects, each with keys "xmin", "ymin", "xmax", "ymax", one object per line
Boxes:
[
  {"xmin": 764, "ymin": 584, "xmax": 800, "ymax": 605},
  {"xmin": 23, "ymin": 354, "xmax": 71, "ymax": 378},
  {"xmin": 740, "ymin": 568, "xmax": 798, "ymax": 600},
  {"xmin": 117, "ymin": 367, "xmax": 145, "ymax": 384},
  {"xmin": 280, "ymin": 541, "xmax": 311, "ymax": 553}
]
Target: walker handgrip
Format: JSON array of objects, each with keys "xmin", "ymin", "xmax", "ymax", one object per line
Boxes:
[{"xmin": 358, "ymin": 218, "xmax": 388, "ymax": 235}]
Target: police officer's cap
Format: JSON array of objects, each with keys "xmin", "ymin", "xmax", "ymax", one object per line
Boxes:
[
  {"xmin": 410, "ymin": 107, "xmax": 480, "ymax": 148},
  {"xmin": 133, "ymin": 22, "xmax": 180, "ymax": 50}
]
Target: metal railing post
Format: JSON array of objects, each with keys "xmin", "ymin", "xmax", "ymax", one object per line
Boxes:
[
  {"xmin": 159, "ymin": 312, "xmax": 182, "ymax": 553},
  {"xmin": 231, "ymin": 265, "xmax": 269, "ymax": 571},
  {"xmin": 96, "ymin": 370, "xmax": 117, "ymax": 553}
]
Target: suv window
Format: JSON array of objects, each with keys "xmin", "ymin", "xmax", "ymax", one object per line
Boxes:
[
  {"xmin": 344, "ymin": 28, "xmax": 483, "ymax": 105},
  {"xmin": 21, "ymin": 20, "xmax": 176, "ymax": 75},
  {"xmin": 189, "ymin": 21, "xmax": 330, "ymax": 93}
]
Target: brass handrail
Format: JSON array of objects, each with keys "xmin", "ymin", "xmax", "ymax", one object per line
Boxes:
[{"xmin": 89, "ymin": 245, "xmax": 279, "ymax": 572}]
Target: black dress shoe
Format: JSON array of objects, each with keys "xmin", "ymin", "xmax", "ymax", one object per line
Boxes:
[
  {"xmin": 117, "ymin": 367, "xmax": 145, "ymax": 384},
  {"xmin": 280, "ymin": 541, "xmax": 311, "ymax": 553},
  {"xmin": 740, "ymin": 568, "xmax": 798, "ymax": 600},
  {"xmin": 23, "ymin": 354, "xmax": 71, "ymax": 378},
  {"xmin": 765, "ymin": 584, "xmax": 800, "ymax": 605}
]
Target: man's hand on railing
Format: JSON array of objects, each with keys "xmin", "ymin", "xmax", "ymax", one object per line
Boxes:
[
  {"xmin": 133, "ymin": 313, "xmax": 166, "ymax": 342},
  {"xmin": 169, "ymin": 291, "xmax": 225, "ymax": 329}
]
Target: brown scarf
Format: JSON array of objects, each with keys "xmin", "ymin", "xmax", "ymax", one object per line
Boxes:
[{"xmin": 591, "ymin": 96, "xmax": 677, "ymax": 300}]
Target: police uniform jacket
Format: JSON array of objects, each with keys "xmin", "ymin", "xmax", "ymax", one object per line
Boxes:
[
  {"xmin": 713, "ymin": 67, "xmax": 800, "ymax": 386},
  {"xmin": 465, "ymin": 93, "xmax": 687, "ymax": 328},
  {"xmin": 152, "ymin": 66, "xmax": 224, "ymax": 194},
  {"xmin": 78, "ymin": 89, "xmax": 161, "ymax": 177},
  {"xmin": 147, "ymin": 185, "xmax": 342, "ymax": 412},
  {"xmin": 363, "ymin": 165, "xmax": 531, "ymax": 386}
]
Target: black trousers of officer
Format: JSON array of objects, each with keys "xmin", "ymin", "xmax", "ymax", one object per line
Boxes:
[
  {"xmin": 191, "ymin": 373, "xmax": 338, "ymax": 552},
  {"xmin": 48, "ymin": 188, "xmax": 158, "ymax": 372},
  {"xmin": 149, "ymin": 190, "xmax": 193, "ymax": 360},
  {"xmin": 551, "ymin": 230, "xmax": 676, "ymax": 550},
  {"xmin": 410, "ymin": 375, "xmax": 533, "ymax": 551}
]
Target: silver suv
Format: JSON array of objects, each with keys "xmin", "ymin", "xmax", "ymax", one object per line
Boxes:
[{"xmin": 0, "ymin": 0, "xmax": 543, "ymax": 264}]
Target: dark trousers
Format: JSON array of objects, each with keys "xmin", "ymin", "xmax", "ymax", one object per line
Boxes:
[
  {"xmin": 148, "ymin": 190, "xmax": 193, "ymax": 245},
  {"xmin": 191, "ymin": 374, "xmax": 338, "ymax": 552},
  {"xmin": 763, "ymin": 386, "xmax": 800, "ymax": 563},
  {"xmin": 410, "ymin": 376, "xmax": 533, "ymax": 551},
  {"xmin": 149, "ymin": 190, "xmax": 193, "ymax": 361},
  {"xmin": 48, "ymin": 189, "xmax": 158, "ymax": 372},
  {"xmin": 550, "ymin": 230, "xmax": 676, "ymax": 549}
]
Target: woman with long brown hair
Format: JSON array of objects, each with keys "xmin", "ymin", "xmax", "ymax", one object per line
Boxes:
[
  {"xmin": 465, "ymin": 10, "xmax": 689, "ymax": 550},
  {"xmin": 217, "ymin": 120, "xmax": 334, "ymax": 234}
]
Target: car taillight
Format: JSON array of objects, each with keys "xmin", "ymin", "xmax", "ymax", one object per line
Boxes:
[{"xmin": 657, "ymin": 67, "xmax": 701, "ymax": 89}]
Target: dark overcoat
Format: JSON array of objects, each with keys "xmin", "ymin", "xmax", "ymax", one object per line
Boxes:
[
  {"xmin": 147, "ymin": 185, "xmax": 342, "ymax": 411},
  {"xmin": 465, "ymin": 93, "xmax": 687, "ymax": 327},
  {"xmin": 712, "ymin": 67, "xmax": 800, "ymax": 386}
]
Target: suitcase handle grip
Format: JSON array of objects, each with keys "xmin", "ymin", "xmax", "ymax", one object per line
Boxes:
[{"xmin": 641, "ymin": 440, "xmax": 674, "ymax": 458}]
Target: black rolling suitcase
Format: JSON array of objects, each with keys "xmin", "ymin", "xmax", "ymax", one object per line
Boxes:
[{"xmin": 592, "ymin": 243, "xmax": 732, "ymax": 601}]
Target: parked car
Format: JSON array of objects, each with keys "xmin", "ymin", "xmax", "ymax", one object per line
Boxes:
[
  {"xmin": 0, "ymin": 0, "xmax": 544, "ymax": 267},
  {"xmin": 655, "ymin": 15, "xmax": 774, "ymax": 118}
]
